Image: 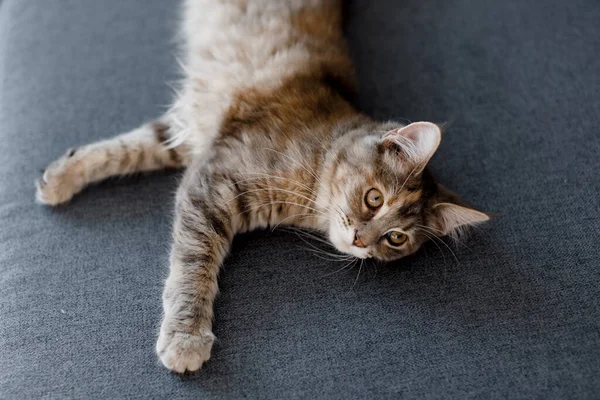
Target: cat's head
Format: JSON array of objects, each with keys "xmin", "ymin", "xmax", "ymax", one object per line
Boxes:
[{"xmin": 322, "ymin": 121, "xmax": 489, "ymax": 261}]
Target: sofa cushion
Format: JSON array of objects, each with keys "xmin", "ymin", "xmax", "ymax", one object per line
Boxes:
[{"xmin": 1, "ymin": 0, "xmax": 599, "ymax": 398}]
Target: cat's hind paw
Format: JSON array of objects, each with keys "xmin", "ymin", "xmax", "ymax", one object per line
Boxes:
[
  {"xmin": 36, "ymin": 148, "xmax": 84, "ymax": 206},
  {"xmin": 156, "ymin": 329, "xmax": 215, "ymax": 373}
]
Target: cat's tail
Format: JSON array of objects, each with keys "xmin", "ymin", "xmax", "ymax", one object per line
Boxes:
[{"xmin": 36, "ymin": 117, "xmax": 190, "ymax": 206}]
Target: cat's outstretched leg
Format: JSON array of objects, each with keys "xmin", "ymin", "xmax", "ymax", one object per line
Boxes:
[
  {"xmin": 156, "ymin": 167, "xmax": 234, "ymax": 373},
  {"xmin": 36, "ymin": 119, "xmax": 189, "ymax": 205}
]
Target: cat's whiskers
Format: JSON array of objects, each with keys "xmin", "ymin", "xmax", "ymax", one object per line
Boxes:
[
  {"xmin": 303, "ymin": 249, "xmax": 354, "ymax": 262},
  {"xmin": 291, "ymin": 229, "xmax": 333, "ymax": 247},
  {"xmin": 235, "ymin": 200, "xmax": 329, "ymax": 219},
  {"xmin": 228, "ymin": 174, "xmax": 318, "ymax": 199},
  {"xmin": 270, "ymin": 213, "xmax": 314, "ymax": 231},
  {"xmin": 290, "ymin": 230, "xmax": 354, "ymax": 262},
  {"xmin": 233, "ymin": 172, "xmax": 319, "ymax": 197},
  {"xmin": 230, "ymin": 184, "xmax": 341, "ymax": 220},
  {"xmin": 228, "ymin": 186, "xmax": 317, "ymax": 208},
  {"xmin": 319, "ymin": 257, "xmax": 359, "ymax": 278},
  {"xmin": 413, "ymin": 228, "xmax": 447, "ymax": 267},
  {"xmin": 240, "ymin": 173, "xmax": 342, "ymax": 221},
  {"xmin": 285, "ymin": 228, "xmax": 357, "ymax": 263},
  {"xmin": 309, "ymin": 253, "xmax": 354, "ymax": 262},
  {"xmin": 415, "ymin": 224, "xmax": 483, "ymax": 264},
  {"xmin": 263, "ymin": 148, "xmax": 327, "ymax": 188},
  {"xmin": 299, "ymin": 243, "xmax": 354, "ymax": 260},
  {"xmin": 232, "ymin": 166, "xmax": 344, "ymax": 223},
  {"xmin": 352, "ymin": 259, "xmax": 365, "ymax": 288},
  {"xmin": 414, "ymin": 226, "xmax": 460, "ymax": 266}
]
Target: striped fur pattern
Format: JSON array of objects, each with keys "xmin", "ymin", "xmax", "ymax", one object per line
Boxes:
[{"xmin": 36, "ymin": 0, "xmax": 489, "ymax": 373}]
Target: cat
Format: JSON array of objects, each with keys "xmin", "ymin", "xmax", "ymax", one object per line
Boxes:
[{"xmin": 36, "ymin": 0, "xmax": 489, "ymax": 373}]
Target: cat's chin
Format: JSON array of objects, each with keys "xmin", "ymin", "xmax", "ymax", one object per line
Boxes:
[
  {"xmin": 341, "ymin": 247, "xmax": 369, "ymax": 259},
  {"xmin": 328, "ymin": 223, "xmax": 370, "ymax": 259}
]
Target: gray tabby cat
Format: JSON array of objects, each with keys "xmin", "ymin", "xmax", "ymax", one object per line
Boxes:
[{"xmin": 36, "ymin": 0, "xmax": 489, "ymax": 373}]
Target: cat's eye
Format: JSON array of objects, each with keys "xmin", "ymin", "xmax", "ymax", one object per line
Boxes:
[
  {"xmin": 365, "ymin": 188, "xmax": 384, "ymax": 209},
  {"xmin": 386, "ymin": 231, "xmax": 408, "ymax": 246}
]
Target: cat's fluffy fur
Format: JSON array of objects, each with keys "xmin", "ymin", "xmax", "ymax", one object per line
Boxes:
[{"xmin": 36, "ymin": 0, "xmax": 489, "ymax": 373}]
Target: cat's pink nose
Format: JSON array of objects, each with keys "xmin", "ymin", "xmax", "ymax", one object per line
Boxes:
[{"xmin": 353, "ymin": 230, "xmax": 367, "ymax": 248}]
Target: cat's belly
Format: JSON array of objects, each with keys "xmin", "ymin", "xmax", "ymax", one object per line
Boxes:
[{"xmin": 168, "ymin": 0, "xmax": 342, "ymax": 158}]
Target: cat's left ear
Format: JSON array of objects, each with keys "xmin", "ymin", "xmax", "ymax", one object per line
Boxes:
[
  {"xmin": 429, "ymin": 185, "xmax": 490, "ymax": 236},
  {"xmin": 383, "ymin": 122, "xmax": 442, "ymax": 168}
]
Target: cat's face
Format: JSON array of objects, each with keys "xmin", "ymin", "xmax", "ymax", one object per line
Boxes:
[{"xmin": 324, "ymin": 122, "xmax": 488, "ymax": 261}]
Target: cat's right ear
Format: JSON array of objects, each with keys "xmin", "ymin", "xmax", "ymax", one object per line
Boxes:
[{"xmin": 382, "ymin": 122, "xmax": 442, "ymax": 169}]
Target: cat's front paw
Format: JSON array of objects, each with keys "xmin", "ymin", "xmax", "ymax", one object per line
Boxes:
[
  {"xmin": 156, "ymin": 328, "xmax": 215, "ymax": 373},
  {"xmin": 36, "ymin": 148, "xmax": 84, "ymax": 205}
]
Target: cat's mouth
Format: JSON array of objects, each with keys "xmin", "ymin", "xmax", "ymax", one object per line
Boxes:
[{"xmin": 328, "ymin": 219, "xmax": 370, "ymax": 259}]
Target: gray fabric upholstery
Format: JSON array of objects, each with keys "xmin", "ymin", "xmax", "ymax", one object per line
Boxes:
[{"xmin": 1, "ymin": 0, "xmax": 599, "ymax": 398}]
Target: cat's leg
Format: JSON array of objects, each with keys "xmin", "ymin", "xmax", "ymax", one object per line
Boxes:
[
  {"xmin": 36, "ymin": 119, "xmax": 189, "ymax": 205},
  {"xmin": 156, "ymin": 168, "xmax": 234, "ymax": 373}
]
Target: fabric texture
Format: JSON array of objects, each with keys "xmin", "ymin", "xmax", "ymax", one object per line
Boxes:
[{"xmin": 1, "ymin": 0, "xmax": 599, "ymax": 398}]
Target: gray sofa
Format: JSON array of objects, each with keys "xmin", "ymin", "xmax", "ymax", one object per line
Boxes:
[{"xmin": 1, "ymin": 0, "xmax": 599, "ymax": 398}]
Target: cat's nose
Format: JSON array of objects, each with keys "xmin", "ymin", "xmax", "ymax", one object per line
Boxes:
[{"xmin": 353, "ymin": 230, "xmax": 367, "ymax": 248}]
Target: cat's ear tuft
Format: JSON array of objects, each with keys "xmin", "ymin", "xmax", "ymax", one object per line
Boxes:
[
  {"xmin": 429, "ymin": 185, "xmax": 490, "ymax": 236},
  {"xmin": 383, "ymin": 122, "xmax": 441, "ymax": 167}
]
